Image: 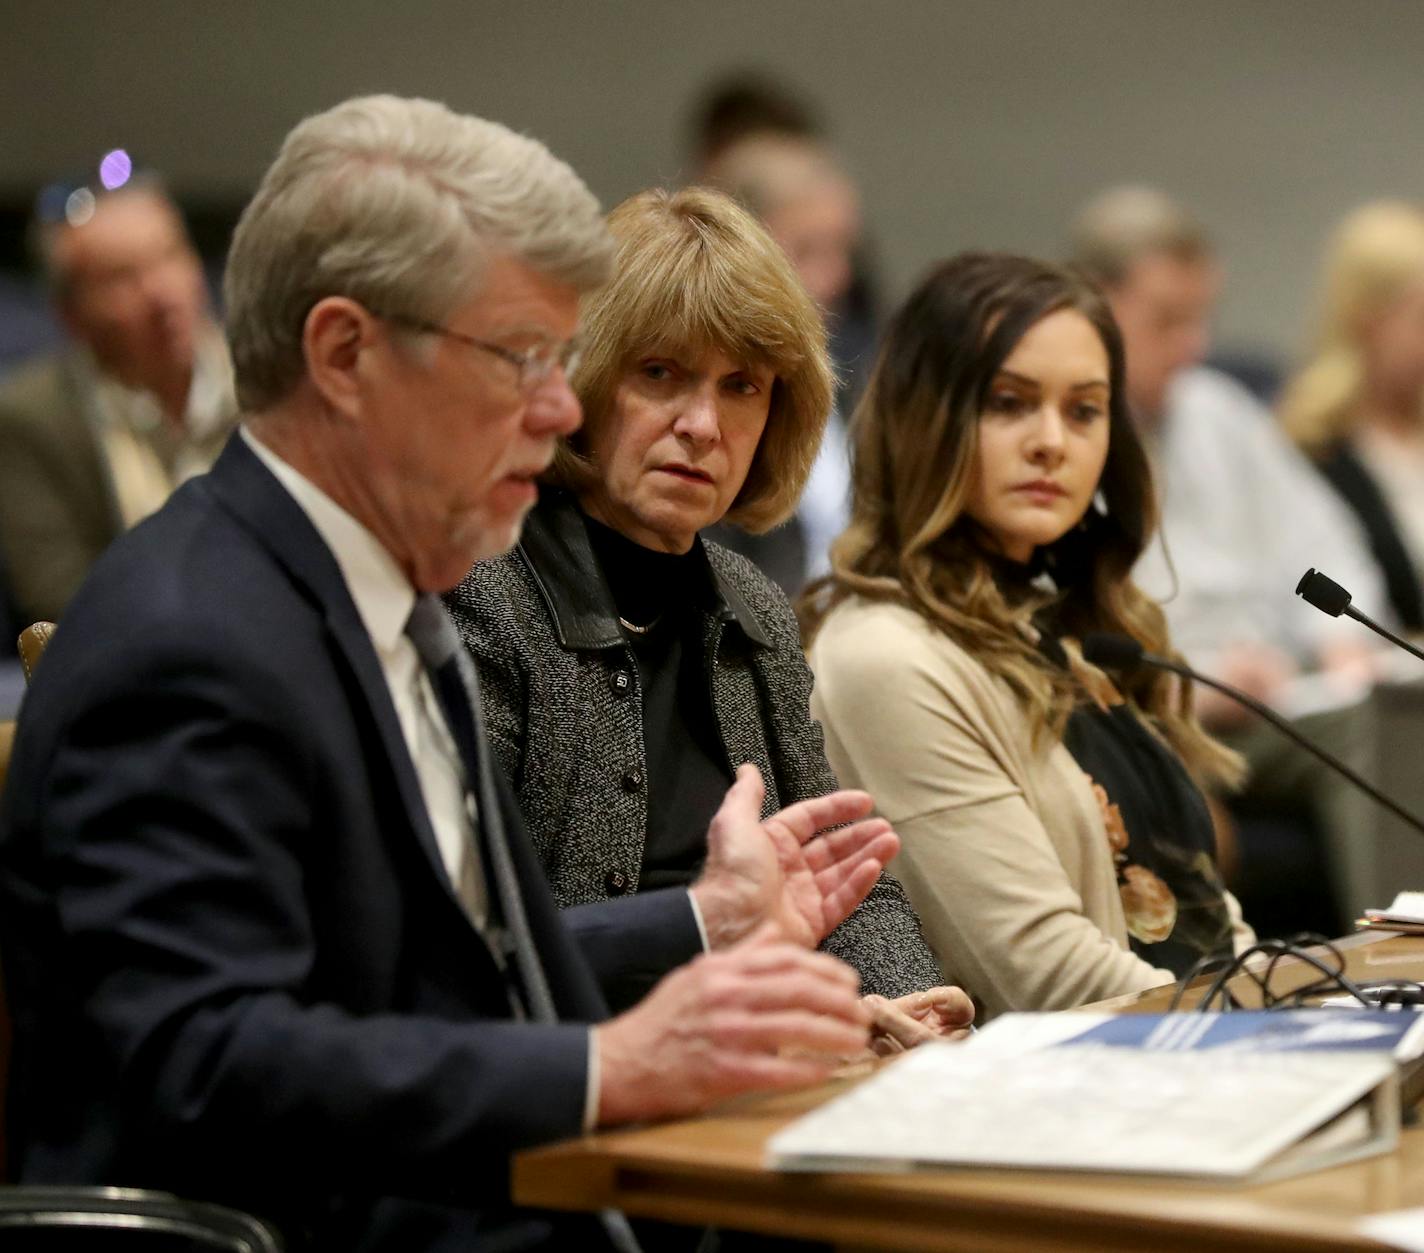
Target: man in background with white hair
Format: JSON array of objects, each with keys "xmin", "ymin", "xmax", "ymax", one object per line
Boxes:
[
  {"xmin": 0, "ymin": 95, "xmax": 898, "ymax": 1252},
  {"xmin": 1069, "ymin": 185, "xmax": 1384, "ymax": 721}
]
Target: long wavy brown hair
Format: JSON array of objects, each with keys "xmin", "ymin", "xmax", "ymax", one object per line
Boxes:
[{"xmin": 799, "ymin": 252, "xmax": 1241, "ymax": 787}]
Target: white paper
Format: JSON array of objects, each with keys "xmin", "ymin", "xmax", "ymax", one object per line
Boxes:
[
  {"xmin": 1371, "ymin": 891, "xmax": 1424, "ymax": 924},
  {"xmin": 768, "ymin": 1039, "xmax": 1394, "ymax": 1180},
  {"xmin": 1357, "ymin": 1208, "xmax": 1424, "ymax": 1251}
]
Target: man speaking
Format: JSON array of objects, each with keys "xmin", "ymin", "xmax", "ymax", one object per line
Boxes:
[{"xmin": 0, "ymin": 96, "xmax": 898, "ymax": 1251}]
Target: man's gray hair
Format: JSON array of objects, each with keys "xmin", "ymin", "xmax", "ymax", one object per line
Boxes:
[
  {"xmin": 1067, "ymin": 185, "xmax": 1213, "ymax": 287},
  {"xmin": 224, "ymin": 94, "xmax": 614, "ymax": 411}
]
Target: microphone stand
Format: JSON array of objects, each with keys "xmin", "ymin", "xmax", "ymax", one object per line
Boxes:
[{"xmin": 1084, "ymin": 637, "xmax": 1424, "ymax": 841}]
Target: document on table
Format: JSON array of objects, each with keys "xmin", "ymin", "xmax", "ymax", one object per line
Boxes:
[
  {"xmin": 1359, "ymin": 889, "xmax": 1424, "ymax": 933},
  {"xmin": 768, "ymin": 1012, "xmax": 1404, "ymax": 1183},
  {"xmin": 1358, "ymin": 1208, "xmax": 1424, "ymax": 1252}
]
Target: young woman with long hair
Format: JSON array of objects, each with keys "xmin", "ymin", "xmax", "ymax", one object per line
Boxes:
[{"xmin": 801, "ymin": 252, "xmax": 1252, "ymax": 1019}]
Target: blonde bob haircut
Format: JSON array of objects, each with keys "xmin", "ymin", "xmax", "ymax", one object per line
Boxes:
[
  {"xmin": 547, "ymin": 186, "xmax": 834, "ymax": 533},
  {"xmin": 1281, "ymin": 200, "xmax": 1424, "ymax": 452}
]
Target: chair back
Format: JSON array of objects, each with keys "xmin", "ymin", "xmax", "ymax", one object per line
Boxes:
[
  {"xmin": 0, "ymin": 718, "xmax": 10, "ymax": 1182},
  {"xmin": 17, "ymin": 623, "xmax": 55, "ymax": 685},
  {"xmin": 0, "ymin": 720, "xmax": 12, "ymax": 801},
  {"xmin": 0, "ymin": 1186, "xmax": 284, "ymax": 1250}
]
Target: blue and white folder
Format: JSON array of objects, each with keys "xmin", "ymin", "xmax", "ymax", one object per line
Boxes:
[{"xmin": 768, "ymin": 1011, "xmax": 1418, "ymax": 1183}]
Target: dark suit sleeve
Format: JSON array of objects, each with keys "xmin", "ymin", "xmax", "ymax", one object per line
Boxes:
[
  {"xmin": 757, "ymin": 583, "xmax": 945, "ymax": 999},
  {"xmin": 564, "ymin": 889, "xmax": 705, "ymax": 1012},
  {"xmin": 23, "ymin": 649, "xmax": 591, "ymax": 1204}
]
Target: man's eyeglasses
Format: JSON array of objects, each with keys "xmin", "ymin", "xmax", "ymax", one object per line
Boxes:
[{"xmin": 379, "ymin": 312, "xmax": 582, "ymax": 394}]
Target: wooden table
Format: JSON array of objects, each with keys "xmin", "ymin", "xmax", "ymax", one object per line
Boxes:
[{"xmin": 514, "ymin": 932, "xmax": 1424, "ymax": 1251}]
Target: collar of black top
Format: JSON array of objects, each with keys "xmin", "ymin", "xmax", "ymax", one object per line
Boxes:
[{"xmin": 516, "ymin": 490, "xmax": 772, "ymax": 652}]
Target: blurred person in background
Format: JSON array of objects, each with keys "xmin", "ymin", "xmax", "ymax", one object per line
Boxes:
[
  {"xmin": 802, "ymin": 253, "xmax": 1253, "ymax": 1020},
  {"xmin": 687, "ymin": 75, "xmax": 880, "ymax": 409},
  {"xmin": 687, "ymin": 76, "xmax": 881, "ymax": 594},
  {"xmin": 0, "ymin": 167, "xmax": 236, "ymax": 628},
  {"xmin": 1070, "ymin": 187, "xmax": 1388, "ymax": 939},
  {"xmin": 1068, "ymin": 185, "xmax": 1384, "ymax": 723},
  {"xmin": 686, "ymin": 71, "xmax": 819, "ymax": 172},
  {"xmin": 698, "ymin": 134, "xmax": 864, "ymax": 593},
  {"xmin": 706, "ymin": 132, "xmax": 872, "ymax": 395},
  {"xmin": 1281, "ymin": 201, "xmax": 1424, "ymax": 634}
]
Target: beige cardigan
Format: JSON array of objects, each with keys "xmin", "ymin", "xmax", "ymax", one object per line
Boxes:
[{"xmin": 809, "ymin": 596, "xmax": 1251, "ymax": 1020}]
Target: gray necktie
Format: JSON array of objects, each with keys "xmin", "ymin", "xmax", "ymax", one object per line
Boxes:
[
  {"xmin": 404, "ymin": 594, "xmax": 557, "ymax": 1023},
  {"xmin": 406, "ymin": 595, "xmax": 647, "ymax": 1253}
]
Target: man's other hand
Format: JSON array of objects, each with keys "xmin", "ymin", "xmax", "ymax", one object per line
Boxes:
[{"xmin": 595, "ymin": 924, "xmax": 869, "ymax": 1125}]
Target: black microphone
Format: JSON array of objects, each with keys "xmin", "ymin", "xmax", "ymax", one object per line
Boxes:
[
  {"xmin": 1296, "ymin": 568, "xmax": 1424, "ymax": 664},
  {"xmin": 1081, "ymin": 631, "xmax": 1424, "ymax": 839}
]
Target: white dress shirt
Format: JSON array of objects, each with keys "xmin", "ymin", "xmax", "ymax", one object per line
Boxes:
[
  {"xmin": 797, "ymin": 406, "xmax": 852, "ymax": 582},
  {"xmin": 1132, "ymin": 366, "xmax": 1389, "ymax": 670},
  {"xmin": 88, "ymin": 326, "xmax": 237, "ymax": 524},
  {"xmin": 240, "ymin": 428, "xmax": 488, "ymax": 925}
]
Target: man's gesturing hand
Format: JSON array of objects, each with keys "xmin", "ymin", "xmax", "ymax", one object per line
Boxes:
[
  {"xmin": 595, "ymin": 924, "xmax": 869, "ymax": 1126},
  {"xmin": 691, "ymin": 764, "xmax": 900, "ymax": 950}
]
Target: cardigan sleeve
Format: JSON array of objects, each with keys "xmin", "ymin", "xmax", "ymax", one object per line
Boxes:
[
  {"xmin": 1225, "ymin": 888, "xmax": 1256, "ymax": 955},
  {"xmin": 811, "ymin": 607, "xmax": 1172, "ymax": 1019},
  {"xmin": 750, "ymin": 578, "xmax": 944, "ymax": 999}
]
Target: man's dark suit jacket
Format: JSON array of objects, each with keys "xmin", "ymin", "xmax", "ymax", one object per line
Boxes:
[{"xmin": 0, "ymin": 435, "xmax": 704, "ymax": 1251}]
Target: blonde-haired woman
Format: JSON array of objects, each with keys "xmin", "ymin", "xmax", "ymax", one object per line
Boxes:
[
  {"xmin": 445, "ymin": 188, "xmax": 958, "ymax": 1026},
  {"xmin": 1281, "ymin": 201, "xmax": 1424, "ymax": 631},
  {"xmin": 802, "ymin": 252, "xmax": 1253, "ymax": 1020}
]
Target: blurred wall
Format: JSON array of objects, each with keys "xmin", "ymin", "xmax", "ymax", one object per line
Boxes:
[{"xmin": 4, "ymin": 0, "xmax": 1422, "ymax": 362}]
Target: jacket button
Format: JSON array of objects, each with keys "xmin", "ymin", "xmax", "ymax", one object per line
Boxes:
[
  {"xmin": 621, "ymin": 769, "xmax": 644, "ymax": 792},
  {"xmin": 609, "ymin": 669, "xmax": 632, "ymax": 698},
  {"xmin": 605, "ymin": 869, "xmax": 630, "ymax": 895}
]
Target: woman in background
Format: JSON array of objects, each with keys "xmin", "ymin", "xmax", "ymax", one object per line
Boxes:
[
  {"xmin": 802, "ymin": 252, "xmax": 1253, "ymax": 1020},
  {"xmin": 1281, "ymin": 201, "xmax": 1424, "ymax": 632},
  {"xmin": 447, "ymin": 187, "xmax": 964, "ymax": 1040}
]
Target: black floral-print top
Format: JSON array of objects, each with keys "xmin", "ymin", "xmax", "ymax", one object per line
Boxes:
[
  {"xmin": 987, "ymin": 553, "xmax": 1236, "ymax": 976},
  {"xmin": 1060, "ymin": 703, "xmax": 1234, "ymax": 975}
]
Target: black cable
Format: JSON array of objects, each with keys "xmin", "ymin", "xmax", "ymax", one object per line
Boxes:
[
  {"xmin": 1168, "ymin": 951, "xmax": 1239, "ymax": 1012},
  {"xmin": 1173, "ymin": 935, "xmax": 1379, "ymax": 1013}
]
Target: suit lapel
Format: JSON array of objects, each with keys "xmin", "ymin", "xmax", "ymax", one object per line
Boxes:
[{"xmin": 201, "ymin": 435, "xmax": 458, "ymax": 913}]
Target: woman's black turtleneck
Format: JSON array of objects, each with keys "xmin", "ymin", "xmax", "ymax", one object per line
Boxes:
[{"xmin": 582, "ymin": 512, "xmax": 735, "ymax": 893}]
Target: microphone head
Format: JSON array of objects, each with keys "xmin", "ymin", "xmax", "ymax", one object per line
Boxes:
[
  {"xmin": 1296, "ymin": 568, "xmax": 1352, "ymax": 617},
  {"xmin": 1080, "ymin": 632, "xmax": 1146, "ymax": 670}
]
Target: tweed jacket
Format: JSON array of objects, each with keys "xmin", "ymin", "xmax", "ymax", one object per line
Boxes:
[
  {"xmin": 445, "ymin": 492, "xmax": 942, "ymax": 1000},
  {"xmin": 0, "ymin": 337, "xmax": 235, "ymax": 626}
]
